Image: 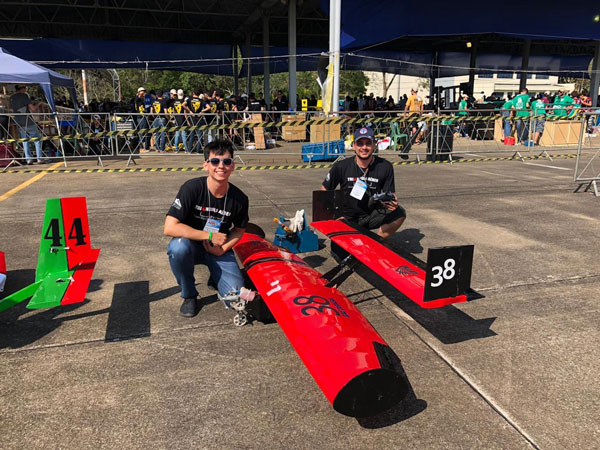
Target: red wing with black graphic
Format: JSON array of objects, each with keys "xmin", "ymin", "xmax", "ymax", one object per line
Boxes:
[
  {"xmin": 234, "ymin": 233, "xmax": 409, "ymax": 418},
  {"xmin": 311, "ymin": 219, "xmax": 474, "ymax": 309},
  {"xmin": 0, "ymin": 197, "xmax": 100, "ymax": 313}
]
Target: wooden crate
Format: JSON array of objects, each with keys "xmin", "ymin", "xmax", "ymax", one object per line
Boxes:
[
  {"xmin": 282, "ymin": 125, "xmax": 306, "ymax": 141},
  {"xmin": 539, "ymin": 120, "xmax": 582, "ymax": 146},
  {"xmin": 310, "ymin": 123, "xmax": 341, "ymax": 142}
]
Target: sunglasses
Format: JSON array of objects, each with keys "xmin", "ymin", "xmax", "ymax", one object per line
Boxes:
[{"xmin": 206, "ymin": 157, "xmax": 233, "ymax": 167}]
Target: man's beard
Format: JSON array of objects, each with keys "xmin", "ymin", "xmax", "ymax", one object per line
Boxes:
[{"xmin": 356, "ymin": 151, "xmax": 373, "ymax": 161}]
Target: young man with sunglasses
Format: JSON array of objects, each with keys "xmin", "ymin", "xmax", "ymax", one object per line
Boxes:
[
  {"xmin": 164, "ymin": 139, "xmax": 249, "ymax": 317},
  {"xmin": 321, "ymin": 127, "xmax": 406, "ymax": 239}
]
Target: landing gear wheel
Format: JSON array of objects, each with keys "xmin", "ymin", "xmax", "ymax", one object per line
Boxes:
[{"xmin": 234, "ymin": 313, "xmax": 248, "ymax": 327}]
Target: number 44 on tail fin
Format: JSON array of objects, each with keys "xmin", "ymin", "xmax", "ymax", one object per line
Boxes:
[{"xmin": 0, "ymin": 197, "xmax": 100, "ymax": 313}]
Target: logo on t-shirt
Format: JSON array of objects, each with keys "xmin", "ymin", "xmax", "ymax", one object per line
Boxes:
[{"xmin": 172, "ymin": 198, "xmax": 181, "ymax": 210}]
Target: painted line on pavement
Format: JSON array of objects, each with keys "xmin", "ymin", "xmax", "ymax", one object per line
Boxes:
[{"xmin": 0, "ymin": 162, "xmax": 63, "ymax": 202}]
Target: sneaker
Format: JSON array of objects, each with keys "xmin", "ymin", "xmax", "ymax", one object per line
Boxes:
[
  {"xmin": 207, "ymin": 277, "xmax": 218, "ymax": 291},
  {"xmin": 179, "ymin": 297, "xmax": 199, "ymax": 317},
  {"xmin": 37, "ymin": 159, "xmax": 51, "ymax": 164}
]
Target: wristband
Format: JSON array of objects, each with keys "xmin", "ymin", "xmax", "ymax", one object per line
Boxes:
[{"xmin": 208, "ymin": 231, "xmax": 212, "ymax": 243}]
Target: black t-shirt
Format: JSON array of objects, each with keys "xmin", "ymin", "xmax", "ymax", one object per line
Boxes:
[
  {"xmin": 134, "ymin": 96, "xmax": 147, "ymax": 115},
  {"xmin": 172, "ymin": 99, "xmax": 187, "ymax": 125},
  {"xmin": 186, "ymin": 97, "xmax": 203, "ymax": 125},
  {"xmin": 321, "ymin": 156, "xmax": 395, "ymax": 220},
  {"xmin": 248, "ymin": 100, "xmax": 262, "ymax": 112},
  {"xmin": 273, "ymin": 96, "xmax": 288, "ymax": 111},
  {"xmin": 167, "ymin": 177, "xmax": 249, "ymax": 234},
  {"xmin": 151, "ymin": 98, "xmax": 170, "ymax": 119}
]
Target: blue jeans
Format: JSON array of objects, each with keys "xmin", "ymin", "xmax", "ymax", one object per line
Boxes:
[
  {"xmin": 167, "ymin": 237, "xmax": 244, "ymax": 299},
  {"xmin": 136, "ymin": 117, "xmax": 150, "ymax": 150},
  {"xmin": 174, "ymin": 130, "xmax": 188, "ymax": 152},
  {"xmin": 151, "ymin": 117, "xmax": 166, "ymax": 151},
  {"xmin": 516, "ymin": 118, "xmax": 528, "ymax": 143},
  {"xmin": 188, "ymin": 129, "xmax": 203, "ymax": 153},
  {"xmin": 19, "ymin": 125, "xmax": 43, "ymax": 162},
  {"xmin": 501, "ymin": 110, "xmax": 512, "ymax": 138}
]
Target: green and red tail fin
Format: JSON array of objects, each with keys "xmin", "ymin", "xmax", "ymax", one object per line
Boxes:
[
  {"xmin": 0, "ymin": 197, "xmax": 100, "ymax": 313},
  {"xmin": 28, "ymin": 197, "xmax": 100, "ymax": 309}
]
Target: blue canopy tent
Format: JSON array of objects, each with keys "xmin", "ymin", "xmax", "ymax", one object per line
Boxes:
[{"xmin": 0, "ymin": 47, "xmax": 77, "ymax": 112}]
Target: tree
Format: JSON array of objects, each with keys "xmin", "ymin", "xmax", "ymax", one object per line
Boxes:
[{"xmin": 381, "ymin": 72, "xmax": 397, "ymax": 98}]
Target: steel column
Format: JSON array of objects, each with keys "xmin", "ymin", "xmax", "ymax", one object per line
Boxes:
[{"xmin": 519, "ymin": 40, "xmax": 531, "ymax": 92}]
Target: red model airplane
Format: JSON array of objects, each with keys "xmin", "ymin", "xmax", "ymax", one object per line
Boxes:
[{"xmin": 232, "ymin": 191, "xmax": 475, "ymax": 418}]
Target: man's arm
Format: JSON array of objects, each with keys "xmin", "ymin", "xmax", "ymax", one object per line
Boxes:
[
  {"xmin": 203, "ymin": 225, "xmax": 245, "ymax": 256},
  {"xmin": 164, "ymin": 215, "xmax": 227, "ymax": 246}
]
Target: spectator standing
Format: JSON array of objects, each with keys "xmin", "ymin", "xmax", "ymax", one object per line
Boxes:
[
  {"xmin": 512, "ymin": 88, "xmax": 531, "ymax": 143},
  {"xmin": 552, "ymin": 90, "xmax": 574, "ymax": 117},
  {"xmin": 173, "ymin": 89, "xmax": 190, "ymax": 152},
  {"xmin": 500, "ymin": 96, "xmax": 514, "ymax": 141},
  {"xmin": 457, "ymin": 94, "xmax": 469, "ymax": 137},
  {"xmin": 187, "ymin": 88, "xmax": 205, "ymax": 153},
  {"xmin": 404, "ymin": 88, "xmax": 424, "ymax": 142},
  {"xmin": 272, "ymin": 90, "xmax": 289, "ymax": 112},
  {"xmin": 530, "ymin": 94, "xmax": 546, "ymax": 146},
  {"xmin": 10, "ymin": 85, "xmax": 46, "ymax": 164},
  {"xmin": 134, "ymin": 87, "xmax": 151, "ymax": 152},
  {"xmin": 150, "ymin": 91, "xmax": 169, "ymax": 152}
]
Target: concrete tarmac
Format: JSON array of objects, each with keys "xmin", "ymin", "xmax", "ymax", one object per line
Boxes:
[{"xmin": 0, "ymin": 150, "xmax": 598, "ymax": 449}]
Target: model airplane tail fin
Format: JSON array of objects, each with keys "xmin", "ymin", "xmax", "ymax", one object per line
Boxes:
[
  {"xmin": 0, "ymin": 197, "xmax": 100, "ymax": 313},
  {"xmin": 312, "ymin": 219, "xmax": 474, "ymax": 309},
  {"xmin": 27, "ymin": 197, "xmax": 100, "ymax": 309}
]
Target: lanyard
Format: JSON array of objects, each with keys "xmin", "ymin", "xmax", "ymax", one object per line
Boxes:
[{"xmin": 207, "ymin": 186, "xmax": 228, "ymax": 221}]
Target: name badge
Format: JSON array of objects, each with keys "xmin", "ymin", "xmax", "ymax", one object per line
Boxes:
[
  {"xmin": 350, "ymin": 178, "xmax": 367, "ymax": 200},
  {"xmin": 203, "ymin": 218, "xmax": 222, "ymax": 232}
]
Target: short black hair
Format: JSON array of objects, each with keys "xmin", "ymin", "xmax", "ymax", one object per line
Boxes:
[{"xmin": 204, "ymin": 138, "xmax": 234, "ymax": 160}]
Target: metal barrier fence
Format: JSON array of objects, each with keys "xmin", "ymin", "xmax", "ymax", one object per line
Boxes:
[
  {"xmin": 574, "ymin": 112, "xmax": 600, "ymax": 196},
  {"xmin": 0, "ymin": 108, "xmax": 590, "ymax": 168}
]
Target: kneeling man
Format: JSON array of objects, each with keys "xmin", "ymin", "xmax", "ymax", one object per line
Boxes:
[
  {"xmin": 164, "ymin": 139, "xmax": 248, "ymax": 317},
  {"xmin": 321, "ymin": 127, "xmax": 405, "ymax": 239}
]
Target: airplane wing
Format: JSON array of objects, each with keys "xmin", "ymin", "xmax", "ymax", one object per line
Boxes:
[
  {"xmin": 0, "ymin": 197, "xmax": 100, "ymax": 313},
  {"xmin": 233, "ymin": 232, "xmax": 408, "ymax": 418},
  {"xmin": 311, "ymin": 219, "xmax": 474, "ymax": 309}
]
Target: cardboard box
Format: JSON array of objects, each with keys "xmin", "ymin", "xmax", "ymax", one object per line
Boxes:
[
  {"xmin": 310, "ymin": 123, "xmax": 341, "ymax": 142},
  {"xmin": 253, "ymin": 127, "xmax": 266, "ymax": 149},
  {"xmin": 282, "ymin": 113, "xmax": 306, "ymax": 122},
  {"xmin": 282, "ymin": 125, "xmax": 306, "ymax": 141}
]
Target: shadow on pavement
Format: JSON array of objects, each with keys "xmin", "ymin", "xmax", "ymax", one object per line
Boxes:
[{"xmin": 357, "ymin": 265, "xmax": 496, "ymax": 344}]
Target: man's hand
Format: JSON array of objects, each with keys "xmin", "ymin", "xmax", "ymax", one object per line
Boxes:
[
  {"xmin": 203, "ymin": 240, "xmax": 226, "ymax": 256},
  {"xmin": 210, "ymin": 232, "xmax": 228, "ymax": 246},
  {"xmin": 383, "ymin": 194, "xmax": 399, "ymax": 211}
]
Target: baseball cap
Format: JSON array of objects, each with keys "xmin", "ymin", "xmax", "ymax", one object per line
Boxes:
[
  {"xmin": 92, "ymin": 114, "xmax": 101, "ymax": 120},
  {"xmin": 353, "ymin": 127, "xmax": 375, "ymax": 142},
  {"xmin": 177, "ymin": 89, "xmax": 184, "ymax": 99},
  {"xmin": 170, "ymin": 89, "xmax": 177, "ymax": 96},
  {"xmin": 137, "ymin": 86, "xmax": 146, "ymax": 93}
]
